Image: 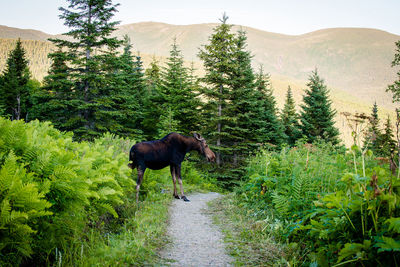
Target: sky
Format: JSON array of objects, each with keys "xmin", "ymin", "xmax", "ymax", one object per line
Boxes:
[{"xmin": 0, "ymin": 0, "xmax": 399, "ymax": 36}]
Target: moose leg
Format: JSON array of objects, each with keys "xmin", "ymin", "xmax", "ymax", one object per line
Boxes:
[
  {"xmin": 136, "ymin": 167, "xmax": 145, "ymax": 203},
  {"xmin": 177, "ymin": 165, "xmax": 189, "ymax": 202},
  {"xmin": 170, "ymin": 165, "xmax": 179, "ymax": 199}
]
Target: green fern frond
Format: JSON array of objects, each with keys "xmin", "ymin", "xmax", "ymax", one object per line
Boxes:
[{"xmin": 272, "ymin": 191, "xmax": 290, "ymax": 215}]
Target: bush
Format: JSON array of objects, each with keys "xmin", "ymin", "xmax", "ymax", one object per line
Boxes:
[
  {"xmin": 237, "ymin": 141, "xmax": 400, "ymax": 265},
  {"xmin": 0, "ymin": 118, "xmax": 134, "ymax": 265}
]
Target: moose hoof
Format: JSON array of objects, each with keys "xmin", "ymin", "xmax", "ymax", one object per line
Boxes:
[
  {"xmin": 174, "ymin": 195, "xmax": 180, "ymax": 199},
  {"xmin": 182, "ymin": 196, "xmax": 190, "ymax": 202}
]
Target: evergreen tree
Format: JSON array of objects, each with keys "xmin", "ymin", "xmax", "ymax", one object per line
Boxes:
[
  {"xmin": 0, "ymin": 39, "xmax": 31, "ymax": 120},
  {"xmin": 226, "ymin": 30, "xmax": 259, "ymax": 164},
  {"xmin": 365, "ymin": 102, "xmax": 382, "ymax": 154},
  {"xmin": 387, "ymin": 40, "xmax": 400, "ymax": 102},
  {"xmin": 253, "ymin": 67, "xmax": 285, "ymax": 146},
  {"xmin": 198, "ymin": 13, "xmax": 237, "ymax": 166},
  {"xmin": 112, "ymin": 35, "xmax": 146, "ymax": 138},
  {"xmin": 281, "ymin": 86, "xmax": 301, "ymax": 146},
  {"xmin": 300, "ymin": 70, "xmax": 340, "ymax": 145},
  {"xmin": 46, "ymin": 0, "xmax": 123, "ymax": 140},
  {"xmin": 380, "ymin": 116, "xmax": 397, "ymax": 158},
  {"xmin": 31, "ymin": 49, "xmax": 76, "ymax": 130},
  {"xmin": 142, "ymin": 56, "xmax": 163, "ymax": 139},
  {"xmin": 160, "ymin": 39, "xmax": 200, "ymax": 135}
]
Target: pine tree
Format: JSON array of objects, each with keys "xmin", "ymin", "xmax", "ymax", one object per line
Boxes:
[
  {"xmin": 281, "ymin": 86, "xmax": 301, "ymax": 146},
  {"xmin": 45, "ymin": 0, "xmax": 123, "ymax": 140},
  {"xmin": 0, "ymin": 39, "xmax": 31, "ymax": 120},
  {"xmin": 300, "ymin": 70, "xmax": 340, "ymax": 145},
  {"xmin": 380, "ymin": 116, "xmax": 397, "ymax": 158},
  {"xmin": 160, "ymin": 39, "xmax": 200, "ymax": 135},
  {"xmin": 253, "ymin": 67, "xmax": 286, "ymax": 146},
  {"xmin": 198, "ymin": 13, "xmax": 236, "ymax": 166}
]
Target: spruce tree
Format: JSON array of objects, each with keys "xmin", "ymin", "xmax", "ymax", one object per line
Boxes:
[
  {"xmin": 281, "ymin": 86, "xmax": 301, "ymax": 146},
  {"xmin": 300, "ymin": 70, "xmax": 340, "ymax": 145},
  {"xmin": 365, "ymin": 102, "xmax": 382, "ymax": 154},
  {"xmin": 32, "ymin": 49, "xmax": 76, "ymax": 130},
  {"xmin": 198, "ymin": 14, "xmax": 236, "ymax": 166},
  {"xmin": 142, "ymin": 57, "xmax": 163, "ymax": 139},
  {"xmin": 227, "ymin": 30, "xmax": 259, "ymax": 162},
  {"xmin": 160, "ymin": 39, "xmax": 200, "ymax": 135},
  {"xmin": 112, "ymin": 35, "xmax": 145, "ymax": 138},
  {"xmin": 380, "ymin": 116, "xmax": 397, "ymax": 158},
  {"xmin": 253, "ymin": 67, "xmax": 286, "ymax": 146},
  {"xmin": 46, "ymin": 0, "xmax": 123, "ymax": 140},
  {"xmin": 0, "ymin": 39, "xmax": 31, "ymax": 120}
]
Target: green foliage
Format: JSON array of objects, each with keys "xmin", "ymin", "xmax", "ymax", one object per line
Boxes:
[
  {"xmin": 300, "ymin": 70, "xmax": 340, "ymax": 145},
  {"xmin": 281, "ymin": 86, "xmax": 301, "ymax": 146},
  {"xmin": 236, "ymin": 140, "xmax": 400, "ymax": 265},
  {"xmin": 158, "ymin": 39, "xmax": 200, "ymax": 136},
  {"xmin": 0, "ymin": 38, "xmax": 32, "ymax": 121},
  {"xmin": 198, "ymin": 13, "xmax": 237, "ymax": 167},
  {"xmin": 41, "ymin": 0, "xmax": 134, "ymax": 140},
  {"xmin": 0, "ymin": 118, "xmax": 133, "ymax": 265},
  {"xmin": 0, "ymin": 152, "xmax": 52, "ymax": 265},
  {"xmin": 0, "ymin": 117, "xmax": 218, "ymax": 266}
]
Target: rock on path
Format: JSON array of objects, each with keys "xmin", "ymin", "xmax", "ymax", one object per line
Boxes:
[{"xmin": 160, "ymin": 192, "xmax": 232, "ymax": 267}]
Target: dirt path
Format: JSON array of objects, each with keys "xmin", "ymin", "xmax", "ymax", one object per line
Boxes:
[{"xmin": 160, "ymin": 192, "xmax": 232, "ymax": 267}]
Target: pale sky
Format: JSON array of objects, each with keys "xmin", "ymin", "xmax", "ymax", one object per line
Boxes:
[{"xmin": 0, "ymin": 0, "xmax": 399, "ymax": 36}]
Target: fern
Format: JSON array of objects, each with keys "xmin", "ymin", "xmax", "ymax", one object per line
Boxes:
[{"xmin": 272, "ymin": 191, "xmax": 290, "ymax": 215}]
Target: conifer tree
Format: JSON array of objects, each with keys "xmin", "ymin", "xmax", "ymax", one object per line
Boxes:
[
  {"xmin": 0, "ymin": 39, "xmax": 31, "ymax": 120},
  {"xmin": 142, "ymin": 57, "xmax": 163, "ymax": 139},
  {"xmin": 198, "ymin": 14, "xmax": 236, "ymax": 165},
  {"xmin": 281, "ymin": 86, "xmax": 301, "ymax": 146},
  {"xmin": 365, "ymin": 102, "xmax": 382, "ymax": 154},
  {"xmin": 300, "ymin": 70, "xmax": 340, "ymax": 145},
  {"xmin": 160, "ymin": 39, "xmax": 200, "ymax": 135},
  {"xmin": 227, "ymin": 30, "xmax": 258, "ymax": 161},
  {"xmin": 380, "ymin": 116, "xmax": 397, "ymax": 158},
  {"xmin": 253, "ymin": 67, "xmax": 286, "ymax": 146},
  {"xmin": 46, "ymin": 0, "xmax": 123, "ymax": 140},
  {"xmin": 112, "ymin": 35, "xmax": 145, "ymax": 138},
  {"xmin": 32, "ymin": 49, "xmax": 76, "ymax": 130}
]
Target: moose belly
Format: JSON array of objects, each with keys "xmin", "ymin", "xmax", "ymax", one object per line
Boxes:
[{"xmin": 145, "ymin": 161, "xmax": 170, "ymax": 170}]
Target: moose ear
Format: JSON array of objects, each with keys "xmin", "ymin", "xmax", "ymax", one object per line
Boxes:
[{"xmin": 193, "ymin": 133, "xmax": 201, "ymax": 140}]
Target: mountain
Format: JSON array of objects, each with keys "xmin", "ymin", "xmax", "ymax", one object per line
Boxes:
[
  {"xmin": 0, "ymin": 22, "xmax": 399, "ymax": 145},
  {"xmin": 115, "ymin": 22, "xmax": 399, "ymax": 110}
]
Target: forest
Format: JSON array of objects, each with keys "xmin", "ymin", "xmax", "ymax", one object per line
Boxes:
[{"xmin": 0, "ymin": 0, "xmax": 400, "ymax": 266}]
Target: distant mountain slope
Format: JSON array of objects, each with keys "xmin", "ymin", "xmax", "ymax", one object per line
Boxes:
[
  {"xmin": 115, "ymin": 22, "xmax": 399, "ymax": 109},
  {"xmin": 0, "ymin": 23, "xmax": 399, "ymax": 141},
  {"xmin": 0, "ymin": 25, "xmax": 52, "ymax": 41}
]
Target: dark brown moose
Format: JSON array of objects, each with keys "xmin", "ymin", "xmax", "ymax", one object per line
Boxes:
[{"xmin": 128, "ymin": 133, "xmax": 216, "ymax": 202}]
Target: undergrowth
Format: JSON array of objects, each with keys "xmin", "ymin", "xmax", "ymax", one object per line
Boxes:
[
  {"xmin": 222, "ymin": 140, "xmax": 400, "ymax": 266},
  {"xmin": 0, "ymin": 118, "xmax": 217, "ymax": 266}
]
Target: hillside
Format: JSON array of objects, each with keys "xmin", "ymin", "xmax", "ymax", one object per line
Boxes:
[{"xmin": 116, "ymin": 22, "xmax": 399, "ymax": 110}]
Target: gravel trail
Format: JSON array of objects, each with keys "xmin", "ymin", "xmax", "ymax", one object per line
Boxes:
[{"xmin": 160, "ymin": 192, "xmax": 232, "ymax": 267}]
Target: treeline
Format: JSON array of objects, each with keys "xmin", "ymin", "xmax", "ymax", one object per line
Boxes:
[{"xmin": 0, "ymin": 0, "xmax": 362, "ymax": 186}]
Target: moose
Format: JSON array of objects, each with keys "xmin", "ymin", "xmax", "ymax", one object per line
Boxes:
[{"xmin": 128, "ymin": 132, "xmax": 216, "ymax": 202}]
